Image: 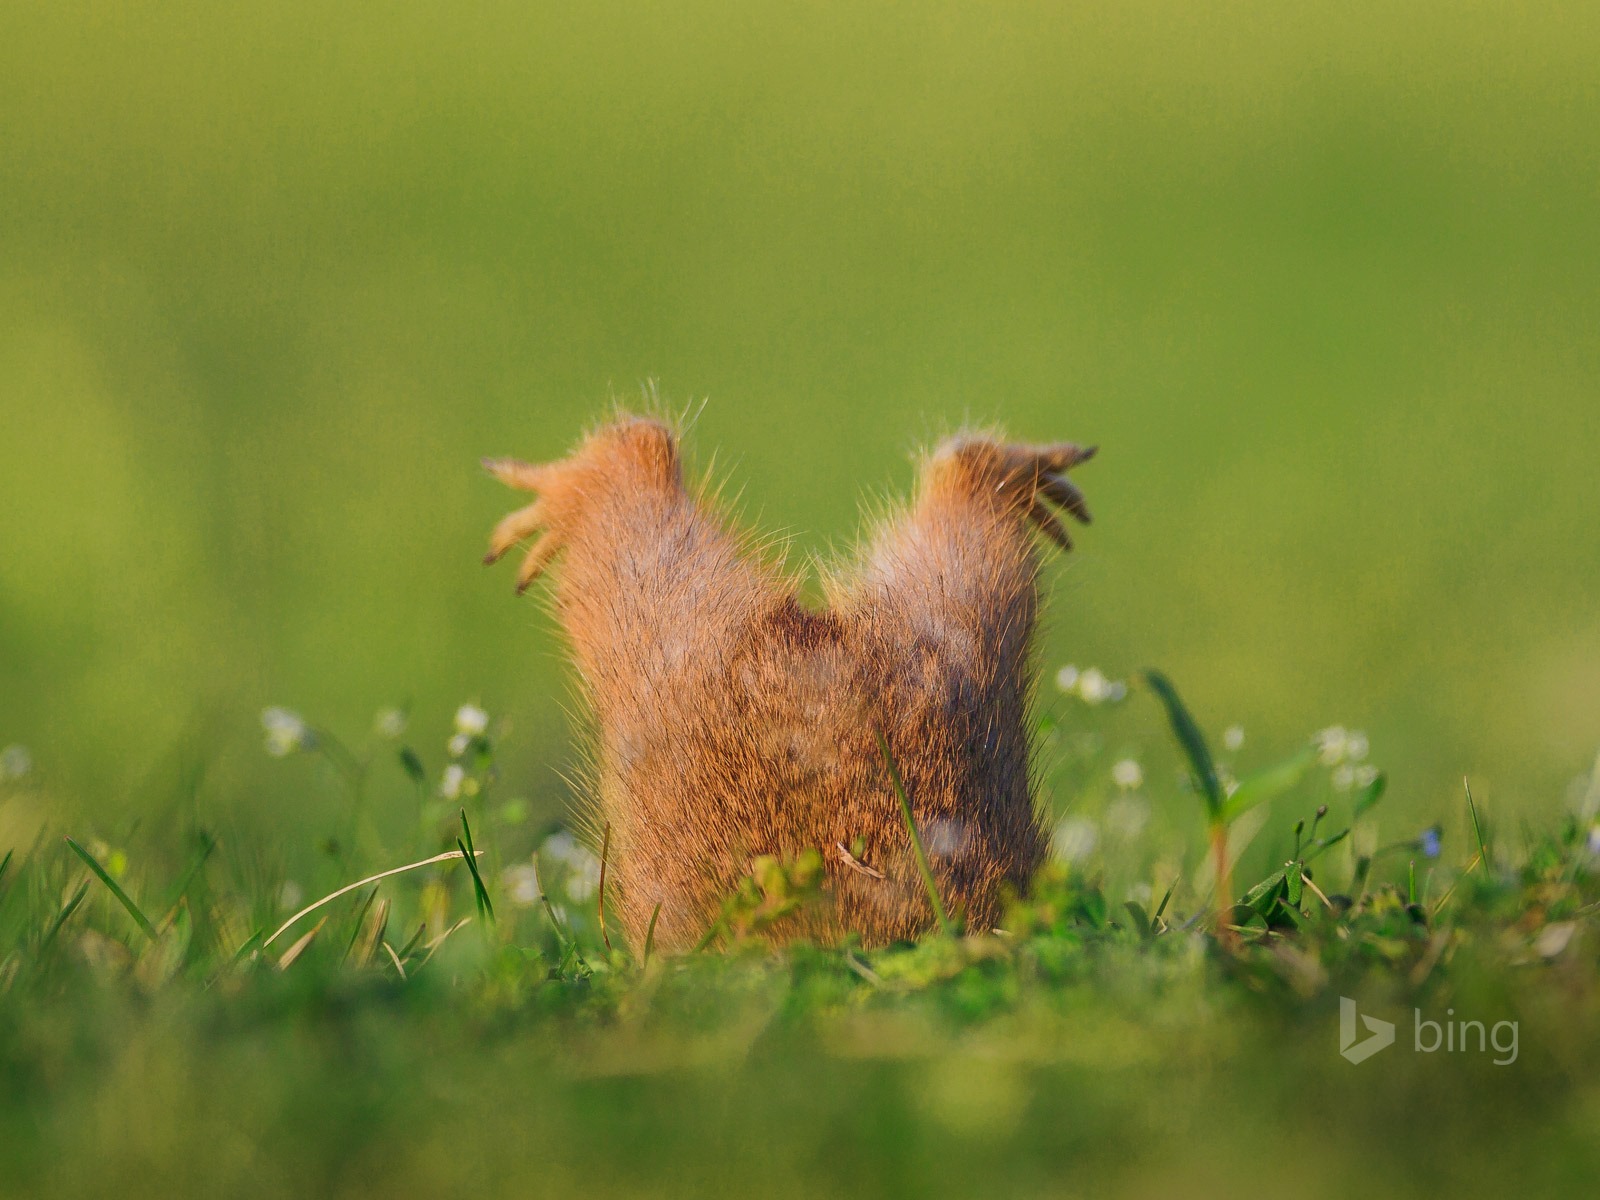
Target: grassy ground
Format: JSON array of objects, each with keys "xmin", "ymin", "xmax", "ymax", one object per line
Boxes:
[{"xmin": 3, "ymin": 678, "xmax": 1597, "ymax": 1199}]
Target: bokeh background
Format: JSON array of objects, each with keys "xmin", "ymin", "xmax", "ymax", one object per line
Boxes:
[{"xmin": 3, "ymin": 1, "xmax": 1597, "ymax": 843}]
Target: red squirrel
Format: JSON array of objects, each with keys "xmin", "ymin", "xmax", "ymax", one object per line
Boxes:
[{"xmin": 484, "ymin": 415, "xmax": 1094, "ymax": 949}]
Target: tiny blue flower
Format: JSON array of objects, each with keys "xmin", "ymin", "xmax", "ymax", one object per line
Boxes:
[{"xmin": 1419, "ymin": 827, "xmax": 1442, "ymax": 859}]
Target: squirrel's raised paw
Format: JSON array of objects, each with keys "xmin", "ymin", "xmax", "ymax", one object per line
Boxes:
[
  {"xmin": 482, "ymin": 458, "xmax": 560, "ymax": 593},
  {"xmin": 1006, "ymin": 440, "xmax": 1096, "ymax": 552},
  {"xmin": 932, "ymin": 436, "xmax": 1097, "ymax": 552},
  {"xmin": 482, "ymin": 418, "xmax": 683, "ymax": 594}
]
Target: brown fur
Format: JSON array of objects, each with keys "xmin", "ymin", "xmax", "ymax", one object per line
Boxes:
[{"xmin": 483, "ymin": 416, "xmax": 1095, "ymax": 950}]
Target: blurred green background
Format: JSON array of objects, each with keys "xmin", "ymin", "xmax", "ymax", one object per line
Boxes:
[{"xmin": 2, "ymin": 1, "xmax": 1597, "ymax": 839}]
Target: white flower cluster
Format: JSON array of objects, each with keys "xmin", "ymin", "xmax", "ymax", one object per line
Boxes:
[
  {"xmin": 1054, "ymin": 665, "xmax": 1128, "ymax": 706},
  {"xmin": 439, "ymin": 763, "xmax": 469, "ymax": 800},
  {"xmin": 1111, "ymin": 758, "xmax": 1144, "ymax": 791},
  {"xmin": 373, "ymin": 707, "xmax": 408, "ymax": 739},
  {"xmin": 1315, "ymin": 725, "xmax": 1378, "ymax": 792},
  {"xmin": 440, "ymin": 704, "xmax": 492, "ymax": 799},
  {"xmin": 1052, "ymin": 816, "xmax": 1098, "ymax": 863},
  {"xmin": 541, "ymin": 830, "xmax": 603, "ymax": 902},
  {"xmin": 261, "ymin": 708, "xmax": 314, "ymax": 757},
  {"xmin": 500, "ymin": 862, "xmax": 542, "ymax": 908},
  {"xmin": 447, "ymin": 703, "xmax": 489, "ymax": 759},
  {"xmin": 0, "ymin": 744, "xmax": 31, "ymax": 781}
]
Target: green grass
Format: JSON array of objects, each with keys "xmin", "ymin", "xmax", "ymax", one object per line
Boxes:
[
  {"xmin": 4, "ymin": 1, "xmax": 1600, "ymax": 831},
  {"xmin": 2, "ymin": 678, "xmax": 1598, "ymax": 1199}
]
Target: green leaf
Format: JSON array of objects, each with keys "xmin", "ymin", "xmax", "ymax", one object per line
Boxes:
[
  {"xmin": 1241, "ymin": 871, "xmax": 1286, "ymax": 916},
  {"xmin": 1123, "ymin": 900, "xmax": 1152, "ymax": 939},
  {"xmin": 1284, "ymin": 861, "xmax": 1305, "ymax": 906},
  {"xmin": 1142, "ymin": 671, "xmax": 1223, "ymax": 818},
  {"xmin": 1354, "ymin": 771, "xmax": 1388, "ymax": 818},
  {"xmin": 1220, "ymin": 750, "xmax": 1314, "ymax": 823},
  {"xmin": 65, "ymin": 836, "xmax": 157, "ymax": 940},
  {"xmin": 399, "ymin": 747, "xmax": 426, "ymax": 785}
]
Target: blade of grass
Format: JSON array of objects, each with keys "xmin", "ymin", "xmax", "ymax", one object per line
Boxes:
[
  {"xmin": 642, "ymin": 902, "xmax": 662, "ymax": 967},
  {"xmin": 1154, "ymin": 877, "xmax": 1177, "ymax": 922},
  {"xmin": 263, "ymin": 848, "xmax": 480, "ymax": 948},
  {"xmin": 529, "ymin": 857, "xmax": 575, "ymax": 950},
  {"xmin": 341, "ymin": 886, "xmax": 380, "ymax": 963},
  {"xmin": 414, "ymin": 916, "xmax": 475, "ymax": 971},
  {"xmin": 597, "ymin": 821, "xmax": 613, "ymax": 953},
  {"xmin": 691, "ymin": 917, "xmax": 724, "ymax": 953},
  {"xmin": 37, "ymin": 880, "xmax": 90, "ymax": 956},
  {"xmin": 65, "ymin": 836, "xmax": 156, "ymax": 941},
  {"xmin": 229, "ymin": 928, "xmax": 265, "ymax": 968},
  {"xmin": 458, "ymin": 810, "xmax": 494, "ymax": 923},
  {"xmin": 876, "ymin": 730, "xmax": 952, "ymax": 936},
  {"xmin": 162, "ymin": 831, "xmax": 217, "ymax": 920},
  {"xmin": 277, "ymin": 916, "xmax": 327, "ymax": 970},
  {"xmin": 396, "ymin": 922, "xmax": 427, "ymax": 962},
  {"xmin": 1142, "ymin": 671, "xmax": 1223, "ymax": 816},
  {"xmin": 1464, "ymin": 777, "xmax": 1490, "ymax": 872}
]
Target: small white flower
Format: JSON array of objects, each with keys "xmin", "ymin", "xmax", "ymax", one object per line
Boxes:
[
  {"xmin": 1105, "ymin": 680, "xmax": 1128, "ymax": 703},
  {"xmin": 1223, "ymin": 725, "xmax": 1245, "ymax": 753},
  {"xmin": 439, "ymin": 763, "xmax": 467, "ymax": 800},
  {"xmin": 454, "ymin": 704, "xmax": 489, "ymax": 738},
  {"xmin": 1332, "ymin": 764, "xmax": 1356, "ymax": 792},
  {"xmin": 1354, "ymin": 764, "xmax": 1380, "ymax": 789},
  {"xmin": 261, "ymin": 708, "xmax": 313, "ymax": 757},
  {"xmin": 1315, "ymin": 726, "xmax": 1350, "ymax": 766},
  {"xmin": 1052, "ymin": 816, "xmax": 1098, "ymax": 863},
  {"xmin": 1125, "ymin": 882, "xmax": 1153, "ymax": 908},
  {"xmin": 0, "ymin": 744, "xmax": 31, "ymax": 781},
  {"xmin": 501, "ymin": 863, "xmax": 542, "ymax": 908},
  {"xmin": 1077, "ymin": 668, "xmax": 1110, "ymax": 705},
  {"xmin": 564, "ymin": 854, "xmax": 603, "ymax": 903},
  {"xmin": 538, "ymin": 831, "xmax": 602, "ymax": 900},
  {"xmin": 1346, "ymin": 732, "xmax": 1370, "ymax": 763},
  {"xmin": 277, "ymin": 881, "xmax": 304, "ymax": 912},
  {"xmin": 447, "ymin": 732, "xmax": 473, "ymax": 759},
  {"xmin": 541, "ymin": 831, "xmax": 583, "ymax": 866},
  {"xmin": 1111, "ymin": 759, "xmax": 1144, "ymax": 791},
  {"xmin": 1054, "ymin": 665, "xmax": 1080, "ymax": 693},
  {"xmin": 373, "ymin": 708, "xmax": 407, "ymax": 739}
]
